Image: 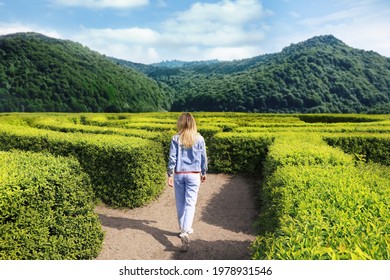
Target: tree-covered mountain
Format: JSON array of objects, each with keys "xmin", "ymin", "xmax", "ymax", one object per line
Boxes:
[
  {"xmin": 119, "ymin": 35, "xmax": 390, "ymax": 113},
  {"xmin": 0, "ymin": 32, "xmax": 174, "ymax": 112},
  {"xmin": 1, "ymin": 33, "xmax": 389, "ymax": 113}
]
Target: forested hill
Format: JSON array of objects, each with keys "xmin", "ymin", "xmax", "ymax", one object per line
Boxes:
[
  {"xmin": 0, "ymin": 32, "xmax": 174, "ymax": 112},
  {"xmin": 118, "ymin": 35, "xmax": 390, "ymax": 114},
  {"xmin": 1, "ymin": 33, "xmax": 389, "ymax": 113}
]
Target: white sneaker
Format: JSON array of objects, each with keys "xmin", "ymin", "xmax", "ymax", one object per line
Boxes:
[
  {"xmin": 178, "ymin": 228, "xmax": 193, "ymax": 236},
  {"xmin": 179, "ymin": 232, "xmax": 190, "ymax": 252}
]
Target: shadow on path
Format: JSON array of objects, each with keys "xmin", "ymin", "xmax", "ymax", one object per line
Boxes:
[
  {"xmin": 173, "ymin": 239, "xmax": 253, "ymax": 260},
  {"xmin": 200, "ymin": 174, "xmax": 259, "ymax": 234},
  {"xmin": 98, "ymin": 214, "xmax": 178, "ymax": 253}
]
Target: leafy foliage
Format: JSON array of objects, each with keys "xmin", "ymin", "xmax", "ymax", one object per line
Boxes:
[
  {"xmin": 251, "ymin": 134, "xmax": 390, "ymax": 260},
  {"xmin": 0, "ymin": 33, "xmax": 174, "ymax": 112},
  {"xmin": 0, "ymin": 150, "xmax": 103, "ymax": 260},
  {"xmin": 208, "ymin": 132, "xmax": 274, "ymax": 174},
  {"xmin": 252, "ymin": 163, "xmax": 390, "ymax": 260},
  {"xmin": 124, "ymin": 35, "xmax": 390, "ymax": 114},
  {"xmin": 324, "ymin": 134, "xmax": 390, "ymax": 165}
]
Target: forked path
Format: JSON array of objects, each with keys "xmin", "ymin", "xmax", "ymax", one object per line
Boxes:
[{"xmin": 95, "ymin": 174, "xmax": 258, "ymax": 260}]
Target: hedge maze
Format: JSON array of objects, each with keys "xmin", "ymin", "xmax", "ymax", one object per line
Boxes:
[{"xmin": 0, "ymin": 112, "xmax": 389, "ymax": 259}]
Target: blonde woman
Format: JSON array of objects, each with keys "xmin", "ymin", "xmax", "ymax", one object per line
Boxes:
[{"xmin": 167, "ymin": 112, "xmax": 207, "ymax": 252}]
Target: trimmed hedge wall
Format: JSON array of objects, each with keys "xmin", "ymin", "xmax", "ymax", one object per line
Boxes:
[
  {"xmin": 0, "ymin": 123, "xmax": 166, "ymax": 208},
  {"xmin": 208, "ymin": 132, "xmax": 274, "ymax": 175},
  {"xmin": 262, "ymin": 133, "xmax": 354, "ymax": 177},
  {"xmin": 251, "ymin": 134, "xmax": 390, "ymax": 260},
  {"xmin": 324, "ymin": 134, "xmax": 390, "ymax": 166},
  {"xmin": 252, "ymin": 163, "xmax": 390, "ymax": 260},
  {"xmin": 29, "ymin": 116, "xmax": 174, "ymax": 161},
  {"xmin": 297, "ymin": 114, "xmax": 381, "ymax": 123},
  {"xmin": 0, "ymin": 150, "xmax": 104, "ymax": 260}
]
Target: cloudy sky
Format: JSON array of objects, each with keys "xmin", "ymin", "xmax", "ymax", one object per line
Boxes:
[{"xmin": 1, "ymin": 0, "xmax": 389, "ymax": 64}]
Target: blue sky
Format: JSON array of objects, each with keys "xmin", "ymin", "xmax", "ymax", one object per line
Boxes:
[{"xmin": 1, "ymin": 0, "xmax": 389, "ymax": 63}]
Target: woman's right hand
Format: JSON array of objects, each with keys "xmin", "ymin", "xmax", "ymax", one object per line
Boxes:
[{"xmin": 168, "ymin": 176, "xmax": 174, "ymax": 187}]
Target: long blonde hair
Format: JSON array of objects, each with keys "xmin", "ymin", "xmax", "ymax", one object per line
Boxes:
[{"xmin": 177, "ymin": 112, "xmax": 198, "ymax": 148}]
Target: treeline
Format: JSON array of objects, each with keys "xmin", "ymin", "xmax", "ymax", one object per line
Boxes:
[
  {"xmin": 0, "ymin": 33, "xmax": 174, "ymax": 112},
  {"xmin": 123, "ymin": 35, "xmax": 390, "ymax": 114}
]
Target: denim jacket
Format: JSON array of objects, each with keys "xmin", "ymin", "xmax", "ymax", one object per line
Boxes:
[{"xmin": 167, "ymin": 134, "xmax": 207, "ymax": 177}]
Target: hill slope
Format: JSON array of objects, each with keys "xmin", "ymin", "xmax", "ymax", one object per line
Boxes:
[
  {"xmin": 0, "ymin": 33, "xmax": 174, "ymax": 112},
  {"xmin": 120, "ymin": 35, "xmax": 390, "ymax": 113}
]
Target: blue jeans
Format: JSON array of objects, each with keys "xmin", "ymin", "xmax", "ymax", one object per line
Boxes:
[{"xmin": 174, "ymin": 173, "xmax": 200, "ymax": 233}]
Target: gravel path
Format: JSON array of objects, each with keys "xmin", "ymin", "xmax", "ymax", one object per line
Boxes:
[{"xmin": 95, "ymin": 174, "xmax": 259, "ymax": 260}]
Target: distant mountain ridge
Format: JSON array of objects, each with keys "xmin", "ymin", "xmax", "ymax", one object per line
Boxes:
[
  {"xmin": 116, "ymin": 35, "xmax": 390, "ymax": 113},
  {"xmin": 1, "ymin": 32, "xmax": 389, "ymax": 113},
  {"xmin": 151, "ymin": 59, "xmax": 220, "ymax": 68}
]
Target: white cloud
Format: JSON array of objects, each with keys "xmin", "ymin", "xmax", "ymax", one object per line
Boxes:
[
  {"xmin": 0, "ymin": 22, "xmax": 62, "ymax": 38},
  {"xmin": 101, "ymin": 43, "xmax": 160, "ymax": 62},
  {"xmin": 66, "ymin": 0, "xmax": 269, "ymax": 63},
  {"xmin": 151, "ymin": 0, "xmax": 268, "ymax": 61},
  {"xmin": 161, "ymin": 0, "xmax": 267, "ymax": 47},
  {"xmin": 327, "ymin": 14, "xmax": 390, "ymax": 57},
  {"xmin": 290, "ymin": 11, "xmax": 300, "ymax": 18},
  {"xmin": 297, "ymin": 3, "xmax": 390, "ymax": 57},
  {"xmin": 76, "ymin": 27, "xmax": 160, "ymax": 44},
  {"xmin": 203, "ymin": 46, "xmax": 263, "ymax": 61},
  {"xmin": 3, "ymin": 0, "xmax": 389, "ymax": 63},
  {"xmin": 0, "ymin": 22, "xmax": 161, "ymax": 63},
  {"xmin": 264, "ymin": 1, "xmax": 390, "ymax": 58},
  {"xmin": 161, "ymin": 24, "xmax": 265, "ymax": 47},
  {"xmin": 174, "ymin": 0, "xmax": 264, "ymax": 24},
  {"xmin": 69, "ymin": 27, "xmax": 161, "ymax": 63},
  {"xmin": 51, "ymin": 0, "xmax": 149, "ymax": 9},
  {"xmin": 156, "ymin": 0, "xmax": 167, "ymax": 8},
  {"xmin": 0, "ymin": 0, "xmax": 270, "ymax": 63},
  {"xmin": 298, "ymin": 6, "xmax": 364, "ymax": 28}
]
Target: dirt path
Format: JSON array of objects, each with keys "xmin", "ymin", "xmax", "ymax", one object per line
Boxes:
[{"xmin": 95, "ymin": 174, "xmax": 259, "ymax": 260}]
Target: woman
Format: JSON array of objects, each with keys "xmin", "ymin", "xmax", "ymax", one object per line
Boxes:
[{"xmin": 167, "ymin": 112, "xmax": 207, "ymax": 252}]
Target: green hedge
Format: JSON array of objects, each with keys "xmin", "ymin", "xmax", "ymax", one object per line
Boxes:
[
  {"xmin": 0, "ymin": 150, "xmax": 104, "ymax": 260},
  {"xmin": 32, "ymin": 117, "xmax": 161, "ymax": 138},
  {"xmin": 29, "ymin": 116, "xmax": 173, "ymax": 159},
  {"xmin": 297, "ymin": 114, "xmax": 382, "ymax": 123},
  {"xmin": 251, "ymin": 134, "xmax": 390, "ymax": 259},
  {"xmin": 208, "ymin": 132, "xmax": 274, "ymax": 174},
  {"xmin": 0, "ymin": 123, "xmax": 166, "ymax": 208},
  {"xmin": 252, "ymin": 163, "xmax": 390, "ymax": 260},
  {"xmin": 324, "ymin": 134, "xmax": 390, "ymax": 166},
  {"xmin": 197, "ymin": 125, "xmax": 222, "ymax": 142},
  {"xmin": 262, "ymin": 134, "xmax": 354, "ymax": 177}
]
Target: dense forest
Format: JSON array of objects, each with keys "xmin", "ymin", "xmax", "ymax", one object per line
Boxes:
[
  {"xmin": 1, "ymin": 33, "xmax": 390, "ymax": 113},
  {"xmin": 116, "ymin": 35, "xmax": 390, "ymax": 114},
  {"xmin": 0, "ymin": 33, "xmax": 174, "ymax": 112}
]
